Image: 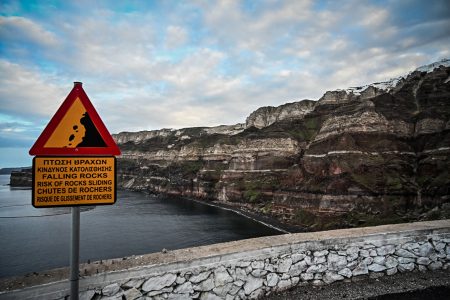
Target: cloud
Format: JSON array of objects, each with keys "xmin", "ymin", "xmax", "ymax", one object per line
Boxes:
[
  {"xmin": 1, "ymin": 0, "xmax": 450, "ymax": 152},
  {"xmin": 0, "ymin": 60, "xmax": 67, "ymax": 119},
  {"xmin": 165, "ymin": 25, "xmax": 188, "ymax": 48},
  {"xmin": 0, "ymin": 122, "xmax": 36, "ymax": 148},
  {"xmin": 359, "ymin": 7, "xmax": 390, "ymax": 28},
  {"xmin": 53, "ymin": 13, "xmax": 157, "ymax": 78},
  {"xmin": 201, "ymin": 0, "xmax": 316, "ymax": 52},
  {"xmin": 0, "ymin": 16, "xmax": 59, "ymax": 47},
  {"xmin": 94, "ymin": 47, "xmax": 247, "ymax": 132}
]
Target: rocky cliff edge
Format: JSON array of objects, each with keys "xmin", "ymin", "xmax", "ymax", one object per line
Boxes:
[{"xmin": 113, "ymin": 59, "xmax": 450, "ymax": 231}]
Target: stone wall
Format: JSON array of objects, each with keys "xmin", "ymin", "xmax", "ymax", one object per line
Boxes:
[{"xmin": 0, "ymin": 220, "xmax": 449, "ymax": 300}]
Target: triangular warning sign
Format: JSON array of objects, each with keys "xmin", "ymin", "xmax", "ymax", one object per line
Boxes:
[{"xmin": 29, "ymin": 82, "xmax": 121, "ymax": 156}]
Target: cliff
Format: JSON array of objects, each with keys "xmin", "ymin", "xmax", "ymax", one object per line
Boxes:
[
  {"xmin": 245, "ymin": 100, "xmax": 315, "ymax": 128},
  {"xmin": 114, "ymin": 59, "xmax": 450, "ymax": 230},
  {"xmin": 0, "ymin": 167, "xmax": 27, "ymax": 175},
  {"xmin": 9, "ymin": 168, "xmax": 32, "ymax": 187}
]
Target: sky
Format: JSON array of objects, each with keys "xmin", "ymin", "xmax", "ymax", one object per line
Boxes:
[{"xmin": 1, "ymin": 0, "xmax": 450, "ymax": 168}]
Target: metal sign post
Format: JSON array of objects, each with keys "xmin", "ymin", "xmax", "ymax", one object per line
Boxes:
[
  {"xmin": 70, "ymin": 207, "xmax": 80, "ymax": 300},
  {"xmin": 29, "ymin": 82, "xmax": 120, "ymax": 300}
]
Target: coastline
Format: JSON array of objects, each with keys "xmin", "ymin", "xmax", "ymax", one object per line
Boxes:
[
  {"xmin": 183, "ymin": 197, "xmax": 292, "ymax": 234},
  {"xmin": 146, "ymin": 190, "xmax": 306, "ymax": 234},
  {"xmin": 137, "ymin": 189, "xmax": 450, "ymax": 235}
]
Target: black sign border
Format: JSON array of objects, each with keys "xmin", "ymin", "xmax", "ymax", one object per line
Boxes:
[{"xmin": 32, "ymin": 156, "xmax": 117, "ymax": 208}]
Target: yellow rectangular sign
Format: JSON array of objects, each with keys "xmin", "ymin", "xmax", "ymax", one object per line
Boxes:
[{"xmin": 32, "ymin": 156, "xmax": 116, "ymax": 207}]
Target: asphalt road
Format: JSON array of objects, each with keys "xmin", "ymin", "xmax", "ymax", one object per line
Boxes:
[{"xmin": 263, "ymin": 269, "xmax": 450, "ymax": 300}]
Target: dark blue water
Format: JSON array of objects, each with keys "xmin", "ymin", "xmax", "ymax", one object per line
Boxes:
[{"xmin": 0, "ymin": 175, "xmax": 279, "ymax": 278}]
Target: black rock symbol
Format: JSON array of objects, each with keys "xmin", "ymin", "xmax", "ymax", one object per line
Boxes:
[{"xmin": 76, "ymin": 112, "xmax": 106, "ymax": 147}]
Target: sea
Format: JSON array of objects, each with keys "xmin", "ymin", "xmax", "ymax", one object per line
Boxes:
[{"xmin": 0, "ymin": 174, "xmax": 279, "ymax": 278}]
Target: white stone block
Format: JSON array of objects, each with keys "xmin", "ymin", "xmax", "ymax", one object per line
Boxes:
[
  {"xmin": 338, "ymin": 268, "xmax": 352, "ymax": 278},
  {"xmin": 266, "ymin": 273, "xmax": 280, "ymax": 287},
  {"xmin": 243, "ymin": 277, "xmax": 264, "ymax": 295},
  {"xmin": 102, "ymin": 283, "xmax": 121, "ymax": 297},
  {"xmin": 323, "ymin": 272, "xmax": 344, "ymax": 284},
  {"xmin": 386, "ymin": 267, "xmax": 397, "ymax": 276},
  {"xmin": 368, "ymin": 263, "xmax": 386, "ymax": 272},
  {"xmin": 398, "ymin": 263, "xmax": 415, "ymax": 272}
]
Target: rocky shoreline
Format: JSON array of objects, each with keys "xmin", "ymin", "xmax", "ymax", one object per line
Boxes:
[
  {"xmin": 173, "ymin": 195, "xmax": 294, "ymax": 234},
  {"xmin": 9, "ymin": 168, "xmax": 32, "ymax": 187},
  {"xmin": 131, "ymin": 189, "xmax": 450, "ymax": 235},
  {"xmin": 213, "ymin": 197, "xmax": 450, "ymax": 233},
  {"xmin": 4, "ymin": 166, "xmax": 450, "ymax": 234}
]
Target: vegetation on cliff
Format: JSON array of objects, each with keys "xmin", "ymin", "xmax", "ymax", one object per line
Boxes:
[{"xmin": 115, "ymin": 61, "xmax": 450, "ymax": 231}]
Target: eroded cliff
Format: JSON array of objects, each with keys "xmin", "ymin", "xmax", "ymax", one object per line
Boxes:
[{"xmin": 114, "ymin": 60, "xmax": 450, "ymax": 230}]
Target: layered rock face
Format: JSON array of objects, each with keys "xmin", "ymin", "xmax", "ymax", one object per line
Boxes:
[
  {"xmin": 9, "ymin": 168, "xmax": 32, "ymax": 187},
  {"xmin": 115, "ymin": 60, "xmax": 450, "ymax": 230},
  {"xmin": 245, "ymin": 100, "xmax": 315, "ymax": 128}
]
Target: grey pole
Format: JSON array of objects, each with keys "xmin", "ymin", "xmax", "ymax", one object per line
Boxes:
[{"xmin": 70, "ymin": 207, "xmax": 80, "ymax": 300}]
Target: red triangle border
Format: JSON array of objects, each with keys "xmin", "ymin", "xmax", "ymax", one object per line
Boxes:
[{"xmin": 29, "ymin": 83, "xmax": 121, "ymax": 156}]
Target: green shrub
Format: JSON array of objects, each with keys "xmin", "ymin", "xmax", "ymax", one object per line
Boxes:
[
  {"xmin": 244, "ymin": 189, "xmax": 261, "ymax": 203},
  {"xmin": 293, "ymin": 208, "xmax": 317, "ymax": 226}
]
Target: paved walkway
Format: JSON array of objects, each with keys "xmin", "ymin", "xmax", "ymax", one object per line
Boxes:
[{"xmin": 263, "ymin": 269, "xmax": 450, "ymax": 300}]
